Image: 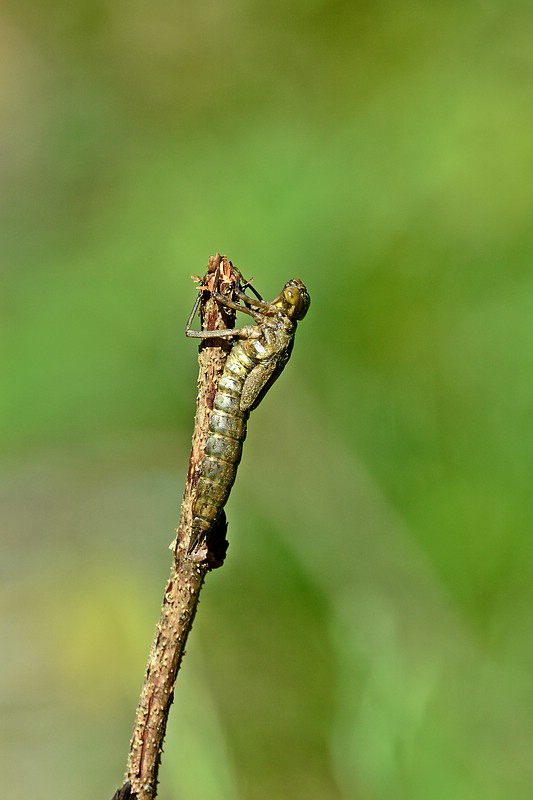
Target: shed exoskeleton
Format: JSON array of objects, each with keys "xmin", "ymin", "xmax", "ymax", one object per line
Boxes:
[{"xmin": 185, "ymin": 264, "xmax": 310, "ymax": 556}]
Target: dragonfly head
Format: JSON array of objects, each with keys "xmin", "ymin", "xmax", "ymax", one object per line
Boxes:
[{"xmin": 274, "ymin": 279, "xmax": 310, "ymax": 321}]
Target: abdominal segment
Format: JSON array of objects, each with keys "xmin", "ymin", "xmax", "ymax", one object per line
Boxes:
[{"xmin": 191, "ymin": 345, "xmax": 252, "ymax": 544}]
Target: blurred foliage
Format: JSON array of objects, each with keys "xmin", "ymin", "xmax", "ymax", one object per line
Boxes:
[{"xmin": 2, "ymin": 1, "xmax": 533, "ymax": 798}]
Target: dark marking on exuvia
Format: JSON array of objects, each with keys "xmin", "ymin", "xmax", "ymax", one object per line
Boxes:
[{"xmin": 111, "ymin": 781, "xmax": 134, "ymax": 800}]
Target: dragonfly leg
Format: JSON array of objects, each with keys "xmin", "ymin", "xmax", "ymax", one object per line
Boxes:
[
  {"xmin": 235, "ymin": 272, "xmax": 264, "ymax": 302},
  {"xmin": 185, "ymin": 259, "xmax": 270, "ymax": 337},
  {"xmin": 185, "ymin": 292, "xmax": 202, "ymax": 334},
  {"xmin": 185, "ymin": 259, "xmax": 241, "ymax": 336},
  {"xmin": 185, "ymin": 326, "xmax": 239, "ymax": 339},
  {"xmin": 230, "ymin": 269, "xmax": 275, "ymax": 310},
  {"xmin": 186, "ymin": 322, "xmax": 258, "ymax": 340},
  {"xmin": 233, "ymin": 286, "xmax": 277, "ymax": 315},
  {"xmin": 210, "ymin": 290, "xmax": 263, "ymax": 322},
  {"xmin": 185, "ymin": 258, "xmax": 223, "ymax": 333}
]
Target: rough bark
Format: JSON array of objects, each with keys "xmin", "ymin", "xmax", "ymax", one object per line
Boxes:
[{"xmin": 112, "ymin": 254, "xmax": 236, "ymax": 800}]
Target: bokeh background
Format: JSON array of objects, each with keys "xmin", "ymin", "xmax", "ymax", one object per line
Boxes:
[{"xmin": 2, "ymin": 1, "xmax": 533, "ymax": 798}]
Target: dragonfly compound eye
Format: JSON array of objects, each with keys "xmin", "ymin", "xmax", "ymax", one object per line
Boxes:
[{"xmin": 284, "ymin": 280, "xmax": 310, "ymax": 321}]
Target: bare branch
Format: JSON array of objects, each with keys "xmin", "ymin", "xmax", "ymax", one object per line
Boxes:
[{"xmin": 112, "ymin": 254, "xmax": 237, "ymax": 800}]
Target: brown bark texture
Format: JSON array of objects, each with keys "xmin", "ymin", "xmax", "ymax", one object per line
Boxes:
[{"xmin": 112, "ymin": 254, "xmax": 236, "ymax": 800}]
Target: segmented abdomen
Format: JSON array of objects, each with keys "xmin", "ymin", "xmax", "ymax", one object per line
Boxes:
[{"xmin": 191, "ymin": 343, "xmax": 256, "ymax": 542}]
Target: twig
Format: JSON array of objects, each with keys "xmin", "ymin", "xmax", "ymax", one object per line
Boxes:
[{"xmin": 112, "ymin": 254, "xmax": 237, "ymax": 800}]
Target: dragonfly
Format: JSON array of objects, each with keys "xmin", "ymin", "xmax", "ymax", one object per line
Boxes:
[{"xmin": 185, "ymin": 262, "xmax": 310, "ymax": 556}]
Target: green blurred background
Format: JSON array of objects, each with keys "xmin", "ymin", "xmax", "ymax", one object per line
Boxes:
[{"xmin": 2, "ymin": 1, "xmax": 533, "ymax": 798}]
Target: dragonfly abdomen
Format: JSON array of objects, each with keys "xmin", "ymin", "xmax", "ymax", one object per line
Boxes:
[{"xmin": 191, "ymin": 345, "xmax": 255, "ymax": 542}]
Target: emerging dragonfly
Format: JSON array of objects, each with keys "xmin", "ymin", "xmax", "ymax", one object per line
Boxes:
[{"xmin": 185, "ymin": 261, "xmax": 310, "ymax": 557}]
